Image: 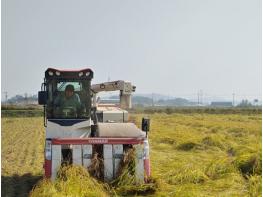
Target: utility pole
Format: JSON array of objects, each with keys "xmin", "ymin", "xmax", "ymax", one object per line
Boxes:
[
  {"xmin": 3, "ymin": 91, "xmax": 8, "ymax": 106},
  {"xmin": 152, "ymin": 93, "xmax": 154, "ymax": 107},
  {"xmin": 232, "ymin": 93, "xmax": 235, "ymax": 107},
  {"xmin": 197, "ymin": 90, "xmax": 203, "ymax": 106},
  {"xmin": 197, "ymin": 91, "xmax": 199, "ymax": 105},
  {"xmin": 200, "ymin": 90, "xmax": 203, "ymax": 105},
  {"xmin": 25, "ymin": 93, "xmax": 28, "ymax": 105}
]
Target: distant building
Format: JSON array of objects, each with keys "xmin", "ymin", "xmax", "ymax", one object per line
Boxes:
[{"xmin": 210, "ymin": 102, "xmax": 233, "ymax": 107}]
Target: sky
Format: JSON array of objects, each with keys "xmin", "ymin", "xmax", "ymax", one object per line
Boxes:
[{"xmin": 2, "ymin": 0, "xmax": 262, "ymax": 101}]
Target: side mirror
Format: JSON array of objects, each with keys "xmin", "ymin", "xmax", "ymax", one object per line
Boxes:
[
  {"xmin": 142, "ymin": 117, "xmax": 150, "ymax": 132},
  {"xmin": 38, "ymin": 91, "xmax": 47, "ymax": 105}
]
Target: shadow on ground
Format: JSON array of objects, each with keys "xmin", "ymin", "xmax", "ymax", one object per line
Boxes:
[{"xmin": 2, "ymin": 173, "xmax": 42, "ymax": 197}]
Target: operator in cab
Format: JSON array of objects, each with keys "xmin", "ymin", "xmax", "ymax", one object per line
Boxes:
[{"xmin": 54, "ymin": 84, "xmax": 81, "ymax": 118}]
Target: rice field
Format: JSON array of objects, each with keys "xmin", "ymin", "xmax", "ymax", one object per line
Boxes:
[{"xmin": 1, "ymin": 112, "xmax": 262, "ymax": 196}]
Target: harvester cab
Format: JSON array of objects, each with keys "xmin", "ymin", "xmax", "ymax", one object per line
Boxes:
[{"xmin": 38, "ymin": 68, "xmax": 150, "ymax": 183}]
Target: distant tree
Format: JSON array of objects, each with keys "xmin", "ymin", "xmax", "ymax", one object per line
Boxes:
[
  {"xmin": 237, "ymin": 99, "xmax": 252, "ymax": 108},
  {"xmin": 7, "ymin": 94, "xmax": 38, "ymax": 104},
  {"xmin": 157, "ymin": 98, "xmax": 190, "ymax": 106},
  {"xmin": 253, "ymin": 99, "xmax": 259, "ymax": 106},
  {"xmin": 132, "ymin": 96, "xmax": 153, "ymax": 106},
  {"xmin": 165, "ymin": 107, "xmax": 173, "ymax": 114}
]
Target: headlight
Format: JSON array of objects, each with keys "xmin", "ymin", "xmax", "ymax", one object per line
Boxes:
[
  {"xmin": 45, "ymin": 139, "xmax": 52, "ymax": 160},
  {"xmin": 86, "ymin": 71, "xmax": 90, "ymax": 76},
  {"xmin": 79, "ymin": 72, "xmax": 83, "ymax": 77},
  {"xmin": 48, "ymin": 71, "xmax": 53, "ymax": 76},
  {"xmin": 55, "ymin": 71, "xmax": 60, "ymax": 76}
]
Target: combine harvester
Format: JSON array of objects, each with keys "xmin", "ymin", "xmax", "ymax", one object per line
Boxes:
[{"xmin": 38, "ymin": 68, "xmax": 150, "ymax": 183}]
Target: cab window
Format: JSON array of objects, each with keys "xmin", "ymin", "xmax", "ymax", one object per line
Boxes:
[
  {"xmin": 57, "ymin": 82, "xmax": 82, "ymax": 91},
  {"xmin": 46, "ymin": 80, "xmax": 91, "ymax": 119}
]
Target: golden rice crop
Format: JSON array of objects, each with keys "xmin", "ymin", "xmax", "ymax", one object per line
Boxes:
[
  {"xmin": 2, "ymin": 112, "xmax": 262, "ymax": 196},
  {"xmin": 30, "ymin": 165, "xmax": 108, "ymax": 197}
]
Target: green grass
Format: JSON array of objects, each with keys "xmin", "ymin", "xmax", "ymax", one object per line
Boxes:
[
  {"xmin": 1, "ymin": 105, "xmax": 42, "ymax": 117},
  {"xmin": 2, "ymin": 112, "xmax": 262, "ymax": 196},
  {"xmin": 1, "ymin": 109, "xmax": 43, "ymax": 117},
  {"xmin": 130, "ymin": 106, "xmax": 262, "ymax": 115}
]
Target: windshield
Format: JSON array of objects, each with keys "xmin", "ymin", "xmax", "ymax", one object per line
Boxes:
[
  {"xmin": 46, "ymin": 80, "xmax": 91, "ymax": 119},
  {"xmin": 57, "ymin": 82, "xmax": 81, "ymax": 91}
]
